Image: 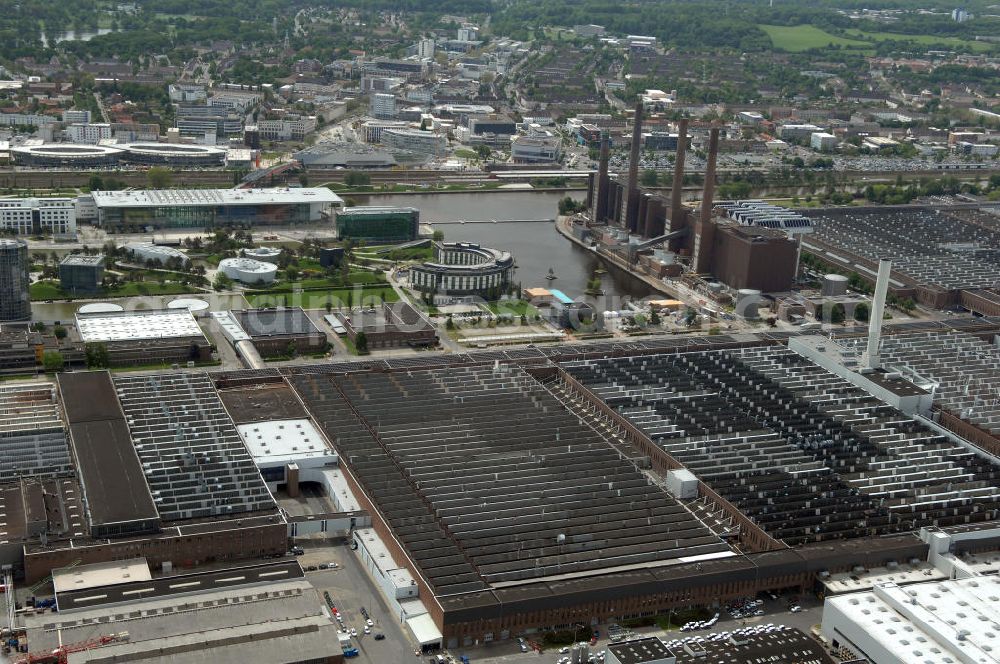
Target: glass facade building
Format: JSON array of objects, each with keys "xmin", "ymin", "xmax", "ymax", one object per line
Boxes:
[
  {"xmin": 335, "ymin": 207, "xmax": 420, "ymax": 243},
  {"xmin": 0, "ymin": 239, "xmax": 31, "ymax": 321}
]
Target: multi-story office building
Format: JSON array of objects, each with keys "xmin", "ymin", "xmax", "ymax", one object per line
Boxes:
[
  {"xmin": 381, "ymin": 128, "xmax": 447, "ymax": 155},
  {"xmin": 0, "ymin": 239, "xmax": 30, "ymax": 321},
  {"xmin": 0, "ymin": 198, "xmax": 76, "ymax": 236},
  {"xmin": 362, "ymin": 120, "xmax": 409, "ymax": 143},
  {"xmin": 168, "ymin": 83, "xmax": 207, "ymax": 103},
  {"xmin": 93, "ymin": 188, "xmax": 343, "ymax": 230},
  {"xmin": 256, "ymin": 115, "xmax": 318, "ymax": 141},
  {"xmin": 59, "ymin": 254, "xmax": 105, "ymax": 295},
  {"xmin": 510, "ymin": 135, "xmax": 562, "ymax": 163},
  {"xmin": 334, "ymin": 206, "xmax": 419, "ymax": 243},
  {"xmin": 370, "ymin": 93, "xmax": 397, "ymax": 119}
]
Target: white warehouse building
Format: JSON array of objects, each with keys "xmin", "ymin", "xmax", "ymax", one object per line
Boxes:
[{"xmin": 219, "ymin": 257, "xmax": 277, "ymax": 284}]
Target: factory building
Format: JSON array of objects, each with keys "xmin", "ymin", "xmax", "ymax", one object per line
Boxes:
[
  {"xmin": 333, "ymin": 301, "xmax": 437, "ymax": 349},
  {"xmin": 24, "ymin": 561, "xmax": 345, "ymax": 664},
  {"xmin": 92, "ymin": 188, "xmax": 343, "ymax": 230},
  {"xmin": 335, "ymin": 206, "xmax": 419, "ymax": 243},
  {"xmin": 231, "ymin": 307, "xmax": 327, "ymax": 358},
  {"xmin": 803, "ymin": 205, "xmax": 1000, "ymax": 309},
  {"xmin": 74, "ymin": 309, "xmax": 213, "ymax": 365},
  {"xmin": 58, "ymin": 254, "xmax": 105, "ymax": 294},
  {"xmin": 409, "ymin": 242, "xmax": 514, "ymax": 299},
  {"xmin": 7, "ymin": 370, "xmax": 286, "ymax": 583}
]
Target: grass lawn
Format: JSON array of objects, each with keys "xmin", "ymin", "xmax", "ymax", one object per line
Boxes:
[
  {"xmin": 454, "ymin": 148, "xmax": 479, "ymax": 159},
  {"xmin": 246, "ymin": 287, "xmax": 399, "ymax": 309},
  {"xmin": 30, "ymin": 280, "xmax": 200, "ymax": 301},
  {"xmin": 486, "ymin": 300, "xmax": 539, "ymax": 317},
  {"xmin": 759, "ymin": 24, "xmax": 871, "ymax": 52},
  {"xmin": 843, "ymin": 28, "xmax": 994, "ymax": 52}
]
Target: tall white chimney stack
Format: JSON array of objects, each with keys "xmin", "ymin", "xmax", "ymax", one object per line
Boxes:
[{"xmin": 864, "ymin": 259, "xmax": 892, "ymax": 370}]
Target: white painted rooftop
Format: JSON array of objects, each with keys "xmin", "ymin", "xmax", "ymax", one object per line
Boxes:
[
  {"xmin": 210, "ymin": 311, "xmax": 250, "ymax": 341},
  {"xmin": 236, "ymin": 419, "xmax": 331, "ymax": 464},
  {"xmin": 76, "ymin": 309, "xmax": 204, "ymax": 342},
  {"xmin": 92, "ymin": 187, "xmax": 342, "ymax": 208}
]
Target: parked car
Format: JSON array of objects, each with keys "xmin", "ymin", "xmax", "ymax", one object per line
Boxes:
[{"xmin": 374, "ymin": 633, "xmax": 386, "ymax": 641}]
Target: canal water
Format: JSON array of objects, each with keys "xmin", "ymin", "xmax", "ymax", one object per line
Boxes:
[{"xmin": 367, "ymin": 192, "xmax": 654, "ymax": 306}]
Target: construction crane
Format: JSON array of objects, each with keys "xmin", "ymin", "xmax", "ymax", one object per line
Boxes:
[{"xmin": 14, "ymin": 632, "xmax": 129, "ymax": 664}]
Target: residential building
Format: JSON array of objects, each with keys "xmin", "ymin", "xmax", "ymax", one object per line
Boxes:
[
  {"xmin": 778, "ymin": 123, "xmax": 824, "ymax": 141},
  {"xmin": 61, "ymin": 109, "xmax": 91, "ymax": 124},
  {"xmin": 168, "ymin": 83, "xmax": 207, "ymax": 103},
  {"xmin": 66, "ymin": 122, "xmax": 111, "ymax": 144}
]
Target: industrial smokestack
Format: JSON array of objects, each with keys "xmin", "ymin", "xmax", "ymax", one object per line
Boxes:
[
  {"xmin": 625, "ymin": 100, "xmax": 644, "ymax": 230},
  {"xmin": 670, "ymin": 118, "xmax": 688, "ymax": 230},
  {"xmin": 691, "ymin": 126, "xmax": 720, "ymax": 274},
  {"xmin": 700, "ymin": 126, "xmax": 720, "ymax": 225},
  {"xmin": 864, "ymin": 259, "xmax": 893, "ymax": 371},
  {"xmin": 592, "ymin": 131, "xmax": 610, "ymax": 225}
]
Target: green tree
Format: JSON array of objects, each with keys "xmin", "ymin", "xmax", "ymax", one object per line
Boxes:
[
  {"xmin": 854, "ymin": 302, "xmax": 870, "ymax": 322},
  {"xmin": 432, "ymin": 229, "xmax": 445, "ymax": 241},
  {"xmin": 355, "ymin": 331, "xmax": 368, "ymax": 354},
  {"xmin": 344, "ymin": 171, "xmax": 371, "ymax": 186},
  {"xmin": 325, "ymin": 298, "xmax": 333, "ymax": 314},
  {"xmin": 476, "ymin": 144, "xmax": 492, "ymax": 161},
  {"xmin": 53, "ymin": 325, "xmax": 67, "ymax": 341},
  {"xmin": 213, "ymin": 272, "xmax": 233, "ymax": 291},
  {"xmin": 640, "ymin": 169, "xmax": 658, "ymax": 187},
  {"xmin": 30, "ymin": 321, "xmax": 46, "ymax": 333},
  {"xmin": 147, "ymin": 167, "xmax": 173, "ymax": 189},
  {"xmin": 87, "ymin": 174, "xmax": 105, "ymax": 191},
  {"xmin": 84, "ymin": 343, "xmax": 110, "ymax": 369},
  {"xmin": 42, "ymin": 350, "xmax": 64, "ymax": 373},
  {"xmin": 829, "ymin": 303, "xmax": 846, "ymax": 325},
  {"xmin": 649, "ymin": 309, "xmax": 660, "ymax": 325}
]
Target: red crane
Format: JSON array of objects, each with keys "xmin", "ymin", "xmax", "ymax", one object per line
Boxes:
[{"xmin": 15, "ymin": 632, "xmax": 128, "ymax": 664}]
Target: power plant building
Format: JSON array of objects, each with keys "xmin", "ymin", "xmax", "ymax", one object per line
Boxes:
[{"xmin": 92, "ymin": 188, "xmax": 343, "ymax": 230}]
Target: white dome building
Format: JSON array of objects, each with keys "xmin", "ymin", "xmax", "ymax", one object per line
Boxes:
[
  {"xmin": 243, "ymin": 246, "xmax": 282, "ymax": 264},
  {"xmin": 219, "ymin": 257, "xmax": 277, "ymax": 285}
]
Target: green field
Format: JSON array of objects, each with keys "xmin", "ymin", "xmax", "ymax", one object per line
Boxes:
[
  {"xmin": 844, "ymin": 28, "xmax": 994, "ymax": 52},
  {"xmin": 759, "ymin": 24, "xmax": 871, "ymax": 52},
  {"xmin": 29, "ymin": 280, "xmax": 198, "ymax": 301}
]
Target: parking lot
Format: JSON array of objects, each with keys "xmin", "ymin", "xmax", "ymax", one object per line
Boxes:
[
  {"xmin": 451, "ymin": 591, "xmax": 824, "ymax": 664},
  {"xmin": 294, "ymin": 537, "xmax": 421, "ymax": 663}
]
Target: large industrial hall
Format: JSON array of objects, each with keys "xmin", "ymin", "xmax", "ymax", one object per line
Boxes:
[{"xmin": 1, "ymin": 312, "xmax": 1000, "ymax": 655}]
